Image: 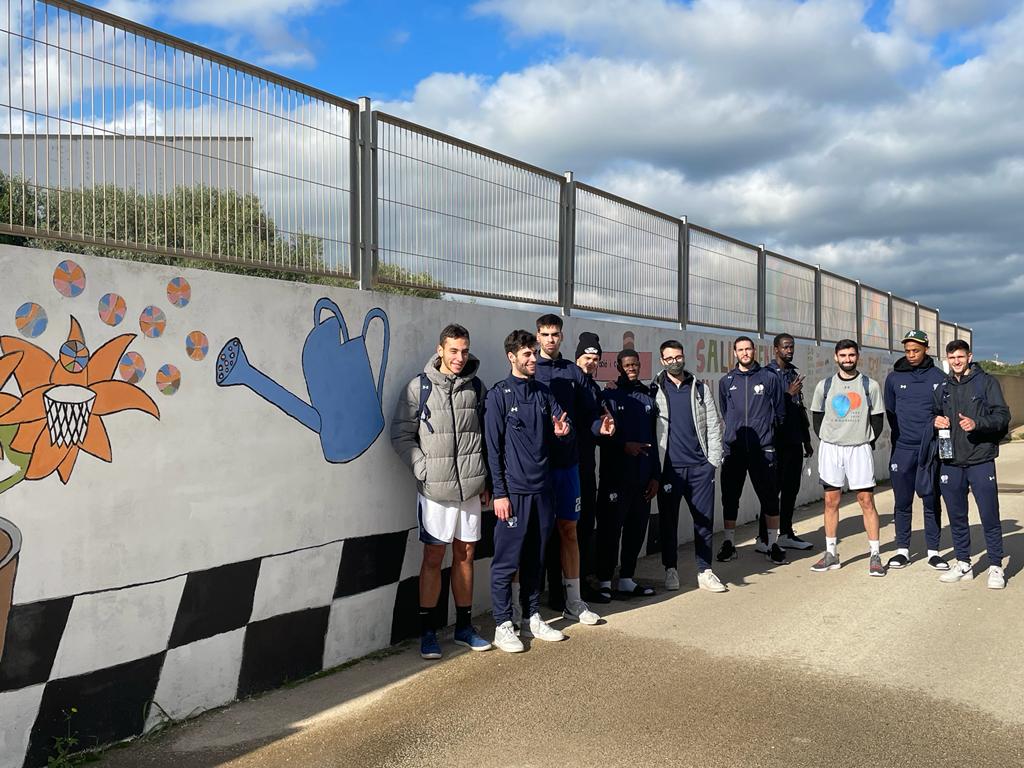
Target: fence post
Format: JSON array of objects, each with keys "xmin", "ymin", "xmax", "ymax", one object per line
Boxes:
[
  {"xmin": 349, "ymin": 104, "xmax": 362, "ymax": 281},
  {"xmin": 357, "ymin": 97, "xmax": 377, "ymax": 291},
  {"xmin": 855, "ymin": 280, "xmax": 863, "ymax": 346},
  {"xmin": 887, "ymin": 291, "xmax": 894, "ymax": 352},
  {"xmin": 678, "ymin": 215, "xmax": 689, "ymax": 330},
  {"xmin": 757, "ymin": 244, "xmax": 766, "ymax": 337},
  {"xmin": 814, "ymin": 266, "xmax": 822, "ymax": 345},
  {"xmin": 914, "ymin": 302, "xmax": 920, "ymax": 334},
  {"xmin": 559, "ymin": 171, "xmax": 576, "ymax": 316}
]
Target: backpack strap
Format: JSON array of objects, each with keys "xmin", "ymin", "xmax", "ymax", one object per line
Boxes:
[
  {"xmin": 861, "ymin": 374, "xmax": 873, "ymax": 412},
  {"xmin": 822, "ymin": 374, "xmax": 832, "ymax": 401},
  {"xmin": 415, "ymin": 373, "xmax": 434, "ymax": 434}
]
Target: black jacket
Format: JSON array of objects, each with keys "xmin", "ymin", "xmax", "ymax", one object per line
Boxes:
[
  {"xmin": 765, "ymin": 360, "xmax": 811, "ymax": 446},
  {"xmin": 931, "ymin": 364, "xmax": 1010, "ymax": 467},
  {"xmin": 599, "ymin": 377, "xmax": 659, "ymax": 487}
]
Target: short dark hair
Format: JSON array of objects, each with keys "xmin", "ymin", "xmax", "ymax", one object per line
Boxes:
[
  {"xmin": 439, "ymin": 323, "xmax": 470, "ymax": 347},
  {"xmin": 734, "ymin": 335, "xmax": 755, "ymax": 350},
  {"xmin": 505, "ymin": 329, "xmax": 537, "ymax": 356},
  {"xmin": 536, "ymin": 314, "xmax": 563, "ymax": 331},
  {"xmin": 835, "ymin": 339, "xmax": 859, "ymax": 354},
  {"xmin": 773, "ymin": 333, "xmax": 794, "ymax": 348},
  {"xmin": 659, "ymin": 340, "xmax": 684, "ymax": 356},
  {"xmin": 946, "ymin": 339, "xmax": 971, "ymax": 355},
  {"xmin": 617, "ymin": 349, "xmax": 640, "ymax": 363}
]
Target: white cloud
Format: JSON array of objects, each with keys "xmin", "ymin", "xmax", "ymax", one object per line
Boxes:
[{"xmin": 891, "ymin": 0, "xmax": 1017, "ymax": 36}]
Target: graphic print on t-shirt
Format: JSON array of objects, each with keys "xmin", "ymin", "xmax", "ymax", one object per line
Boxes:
[{"xmin": 831, "ymin": 390, "xmax": 862, "ymax": 418}]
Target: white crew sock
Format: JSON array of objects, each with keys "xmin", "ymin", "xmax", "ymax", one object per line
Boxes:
[
  {"xmin": 896, "ymin": 548, "xmax": 910, "ymax": 559},
  {"xmin": 598, "ymin": 580, "xmax": 612, "ymax": 590},
  {"xmin": 618, "ymin": 577, "xmax": 637, "ymax": 592},
  {"xmin": 958, "ymin": 560, "xmax": 971, "ymax": 572},
  {"xmin": 826, "ymin": 537, "xmax": 838, "ymax": 555},
  {"xmin": 724, "ymin": 529, "xmax": 735, "ymax": 544},
  {"xmin": 564, "ymin": 577, "xmax": 582, "ymax": 604},
  {"xmin": 927, "ymin": 549, "xmax": 940, "ymax": 559},
  {"xmin": 768, "ymin": 528, "xmax": 780, "ymax": 547},
  {"xmin": 868, "ymin": 540, "xmax": 880, "ymax": 556}
]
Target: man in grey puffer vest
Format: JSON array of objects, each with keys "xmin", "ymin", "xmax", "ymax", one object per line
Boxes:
[{"xmin": 391, "ymin": 324, "xmax": 493, "ymax": 659}]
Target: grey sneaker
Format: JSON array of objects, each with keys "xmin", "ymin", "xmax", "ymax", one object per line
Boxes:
[
  {"xmin": 810, "ymin": 552, "xmax": 841, "ymax": 572},
  {"xmin": 939, "ymin": 561, "xmax": 974, "ymax": 583},
  {"xmin": 778, "ymin": 533, "xmax": 813, "ymax": 550},
  {"xmin": 665, "ymin": 567, "xmax": 680, "ymax": 591},
  {"xmin": 754, "ymin": 540, "xmax": 769, "ymax": 554},
  {"xmin": 563, "ymin": 599, "xmax": 600, "ymax": 625},
  {"xmin": 868, "ymin": 554, "xmax": 886, "ymax": 577}
]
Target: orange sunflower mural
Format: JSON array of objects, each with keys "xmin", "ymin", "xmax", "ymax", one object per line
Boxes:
[{"xmin": 0, "ymin": 317, "xmax": 160, "ymax": 484}]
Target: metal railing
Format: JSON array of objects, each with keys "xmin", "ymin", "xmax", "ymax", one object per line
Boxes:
[{"xmin": 0, "ymin": 0, "xmax": 974, "ymax": 349}]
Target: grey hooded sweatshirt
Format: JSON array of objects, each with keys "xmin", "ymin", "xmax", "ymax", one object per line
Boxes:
[{"xmin": 390, "ymin": 354, "xmax": 488, "ymax": 503}]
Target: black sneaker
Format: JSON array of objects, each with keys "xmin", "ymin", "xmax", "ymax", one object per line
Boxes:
[
  {"xmin": 927, "ymin": 555, "xmax": 951, "ymax": 571},
  {"xmin": 886, "ymin": 553, "xmax": 910, "ymax": 569},
  {"xmin": 582, "ymin": 585, "xmax": 612, "ymax": 604},
  {"xmin": 716, "ymin": 540, "xmax": 738, "ymax": 562},
  {"xmin": 767, "ymin": 543, "xmax": 789, "ymax": 565}
]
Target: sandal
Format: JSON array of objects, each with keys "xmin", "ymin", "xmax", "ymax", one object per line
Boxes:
[{"xmin": 615, "ymin": 583, "xmax": 655, "ymax": 599}]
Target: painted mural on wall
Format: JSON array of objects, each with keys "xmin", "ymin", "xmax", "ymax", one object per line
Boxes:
[
  {"xmin": 216, "ymin": 299, "xmax": 390, "ymax": 464},
  {"xmin": 0, "ymin": 259, "xmax": 200, "ymax": 668}
]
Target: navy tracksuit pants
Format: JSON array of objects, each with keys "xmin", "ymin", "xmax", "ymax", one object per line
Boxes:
[
  {"xmin": 578, "ymin": 462, "xmax": 598, "ymax": 579},
  {"xmin": 890, "ymin": 444, "xmax": 942, "ymax": 551},
  {"xmin": 596, "ymin": 482, "xmax": 651, "ymax": 582},
  {"xmin": 938, "ymin": 461, "xmax": 1003, "ymax": 566},
  {"xmin": 658, "ymin": 462, "xmax": 717, "ymax": 572},
  {"xmin": 758, "ymin": 442, "xmax": 802, "ymax": 542},
  {"xmin": 721, "ymin": 446, "xmax": 778, "ymax": 523},
  {"xmin": 491, "ymin": 491, "xmax": 556, "ymax": 624}
]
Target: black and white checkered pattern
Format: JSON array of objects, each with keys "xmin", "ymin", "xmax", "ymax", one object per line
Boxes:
[{"xmin": 0, "ymin": 523, "xmax": 495, "ymax": 768}]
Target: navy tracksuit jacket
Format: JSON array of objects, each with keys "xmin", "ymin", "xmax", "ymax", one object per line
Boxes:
[
  {"xmin": 484, "ymin": 375, "xmax": 567, "ymax": 624},
  {"xmin": 595, "ymin": 377, "xmax": 659, "ymax": 581},
  {"xmin": 884, "ymin": 355, "xmax": 947, "ymax": 550},
  {"xmin": 931, "ymin": 364, "xmax": 1011, "ymax": 566},
  {"xmin": 718, "ymin": 363, "xmax": 785, "ymax": 522},
  {"xmin": 534, "ymin": 354, "xmax": 600, "ymax": 470}
]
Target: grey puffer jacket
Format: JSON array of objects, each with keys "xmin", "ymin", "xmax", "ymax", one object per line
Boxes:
[
  {"xmin": 390, "ymin": 355, "xmax": 488, "ymax": 502},
  {"xmin": 652, "ymin": 370, "xmax": 724, "ymax": 468}
]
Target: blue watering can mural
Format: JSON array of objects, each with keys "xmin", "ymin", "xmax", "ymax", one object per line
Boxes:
[{"xmin": 216, "ymin": 299, "xmax": 390, "ymax": 463}]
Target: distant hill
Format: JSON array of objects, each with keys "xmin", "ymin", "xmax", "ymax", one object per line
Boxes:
[{"xmin": 980, "ymin": 360, "xmax": 1024, "ymax": 376}]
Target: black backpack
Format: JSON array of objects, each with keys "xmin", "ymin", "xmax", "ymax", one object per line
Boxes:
[{"xmin": 415, "ymin": 373, "xmax": 483, "ymax": 435}]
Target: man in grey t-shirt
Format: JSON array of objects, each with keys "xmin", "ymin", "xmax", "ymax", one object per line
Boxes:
[{"xmin": 808, "ymin": 339, "xmax": 886, "ymax": 576}]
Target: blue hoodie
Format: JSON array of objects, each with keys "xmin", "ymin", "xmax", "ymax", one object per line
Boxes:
[
  {"xmin": 884, "ymin": 354, "xmax": 947, "ymax": 450},
  {"xmin": 718, "ymin": 362, "xmax": 785, "ymax": 453},
  {"xmin": 535, "ymin": 353, "xmax": 601, "ymax": 469},
  {"xmin": 484, "ymin": 374, "xmax": 567, "ymax": 498}
]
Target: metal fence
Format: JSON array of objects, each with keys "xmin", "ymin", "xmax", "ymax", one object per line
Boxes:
[{"xmin": 0, "ymin": 0, "xmax": 974, "ymax": 349}]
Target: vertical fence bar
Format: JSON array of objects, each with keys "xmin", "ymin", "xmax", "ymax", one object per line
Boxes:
[
  {"xmin": 854, "ymin": 281, "xmax": 863, "ymax": 346},
  {"xmin": 357, "ymin": 96, "xmax": 375, "ymax": 289},
  {"xmin": 887, "ymin": 292, "xmax": 894, "ymax": 351},
  {"xmin": 559, "ymin": 170, "xmax": 575, "ymax": 316},
  {"xmin": 757, "ymin": 243, "xmax": 766, "ymax": 337},
  {"xmin": 814, "ymin": 266, "xmax": 822, "ymax": 344},
  {"xmin": 678, "ymin": 215, "xmax": 689, "ymax": 330}
]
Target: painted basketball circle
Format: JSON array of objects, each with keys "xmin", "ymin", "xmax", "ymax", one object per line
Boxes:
[
  {"xmin": 59, "ymin": 339, "xmax": 90, "ymax": 373},
  {"xmin": 167, "ymin": 277, "xmax": 191, "ymax": 308},
  {"xmin": 14, "ymin": 302, "xmax": 47, "ymax": 338},
  {"xmin": 185, "ymin": 331, "xmax": 209, "ymax": 361},
  {"xmin": 139, "ymin": 306, "xmax": 167, "ymax": 338},
  {"xmin": 156, "ymin": 364, "xmax": 181, "ymax": 395},
  {"xmin": 98, "ymin": 293, "xmax": 127, "ymax": 326},
  {"xmin": 53, "ymin": 260, "xmax": 86, "ymax": 298},
  {"xmin": 118, "ymin": 352, "xmax": 146, "ymax": 383}
]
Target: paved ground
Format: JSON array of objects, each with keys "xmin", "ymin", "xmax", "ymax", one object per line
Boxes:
[{"xmin": 102, "ymin": 444, "xmax": 1024, "ymax": 768}]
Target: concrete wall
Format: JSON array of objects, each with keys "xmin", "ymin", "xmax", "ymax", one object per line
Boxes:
[
  {"xmin": 991, "ymin": 374, "xmax": 1024, "ymax": 431},
  {"xmin": 0, "ymin": 244, "xmax": 896, "ymax": 766}
]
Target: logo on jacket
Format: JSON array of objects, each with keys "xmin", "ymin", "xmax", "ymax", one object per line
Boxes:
[
  {"xmin": 510, "ymin": 405, "xmax": 518, "ymax": 413},
  {"xmin": 729, "ymin": 385, "xmax": 738, "ymax": 391},
  {"xmin": 645, "ymin": 404, "xmax": 652, "ymax": 413},
  {"xmin": 663, "ymin": 484, "xmax": 673, "ymax": 493},
  {"xmin": 899, "ymin": 384, "xmax": 907, "ymax": 389},
  {"xmin": 753, "ymin": 384, "xmax": 764, "ymax": 395},
  {"xmin": 891, "ymin": 463, "xmax": 898, "ymax": 472},
  {"xmin": 989, "ymin": 476, "xmax": 996, "ymax": 482},
  {"xmin": 608, "ymin": 492, "xmax": 618, "ymax": 502},
  {"xmin": 933, "ymin": 383, "xmax": 940, "ymax": 390},
  {"xmin": 940, "ymin": 474, "xmax": 949, "ymax": 484}
]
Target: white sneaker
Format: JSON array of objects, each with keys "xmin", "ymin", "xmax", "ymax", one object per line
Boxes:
[
  {"xmin": 697, "ymin": 569, "xmax": 727, "ymax": 592},
  {"xmin": 987, "ymin": 565, "xmax": 1006, "ymax": 590},
  {"xmin": 939, "ymin": 561, "xmax": 974, "ymax": 583},
  {"xmin": 754, "ymin": 541, "xmax": 769, "ymax": 554},
  {"xmin": 665, "ymin": 567, "xmax": 680, "ymax": 591},
  {"xmin": 493, "ymin": 621, "xmax": 524, "ymax": 653},
  {"xmin": 522, "ymin": 613, "xmax": 565, "ymax": 642},
  {"xmin": 563, "ymin": 599, "xmax": 600, "ymax": 625},
  {"xmin": 778, "ymin": 533, "xmax": 814, "ymax": 550}
]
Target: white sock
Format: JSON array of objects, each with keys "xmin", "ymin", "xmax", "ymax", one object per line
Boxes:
[
  {"xmin": 564, "ymin": 577, "xmax": 581, "ymax": 604},
  {"xmin": 724, "ymin": 529, "xmax": 735, "ymax": 544},
  {"xmin": 927, "ymin": 549, "xmax": 939, "ymax": 559},
  {"xmin": 897, "ymin": 548, "xmax": 909, "ymax": 559},
  {"xmin": 768, "ymin": 528, "xmax": 780, "ymax": 547},
  {"xmin": 958, "ymin": 560, "xmax": 971, "ymax": 572},
  {"xmin": 869, "ymin": 540, "xmax": 880, "ymax": 556},
  {"xmin": 826, "ymin": 537, "xmax": 838, "ymax": 555},
  {"xmin": 618, "ymin": 577, "xmax": 637, "ymax": 592},
  {"xmin": 598, "ymin": 580, "xmax": 612, "ymax": 590}
]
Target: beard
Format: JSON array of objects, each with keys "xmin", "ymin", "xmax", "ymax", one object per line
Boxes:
[{"xmin": 838, "ymin": 360, "xmax": 858, "ymax": 373}]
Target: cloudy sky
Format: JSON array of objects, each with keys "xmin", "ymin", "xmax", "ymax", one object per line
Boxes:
[{"xmin": 94, "ymin": 0, "xmax": 1024, "ymax": 360}]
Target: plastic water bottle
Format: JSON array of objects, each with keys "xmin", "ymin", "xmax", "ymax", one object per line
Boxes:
[{"xmin": 938, "ymin": 429, "xmax": 954, "ymax": 460}]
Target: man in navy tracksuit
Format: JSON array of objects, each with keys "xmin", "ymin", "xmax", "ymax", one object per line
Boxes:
[
  {"xmin": 573, "ymin": 331, "xmax": 607, "ymax": 599},
  {"xmin": 595, "ymin": 349, "xmax": 660, "ymax": 599},
  {"xmin": 718, "ymin": 336, "xmax": 787, "ymax": 565},
  {"xmin": 933, "ymin": 340, "xmax": 1011, "ymax": 589},
  {"xmin": 884, "ymin": 329, "xmax": 949, "ymax": 571},
  {"xmin": 534, "ymin": 314, "xmax": 611, "ymax": 626},
  {"xmin": 485, "ymin": 329, "xmax": 573, "ymax": 652}
]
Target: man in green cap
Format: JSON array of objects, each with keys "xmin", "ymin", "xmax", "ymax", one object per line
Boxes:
[{"xmin": 883, "ymin": 329, "xmax": 949, "ymax": 570}]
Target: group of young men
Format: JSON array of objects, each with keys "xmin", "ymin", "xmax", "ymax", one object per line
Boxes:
[{"xmin": 390, "ymin": 316, "xmax": 1012, "ymax": 657}]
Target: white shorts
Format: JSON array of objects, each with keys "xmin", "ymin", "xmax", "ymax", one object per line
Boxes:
[
  {"xmin": 417, "ymin": 494, "xmax": 482, "ymax": 545},
  {"xmin": 818, "ymin": 442, "xmax": 875, "ymax": 491}
]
